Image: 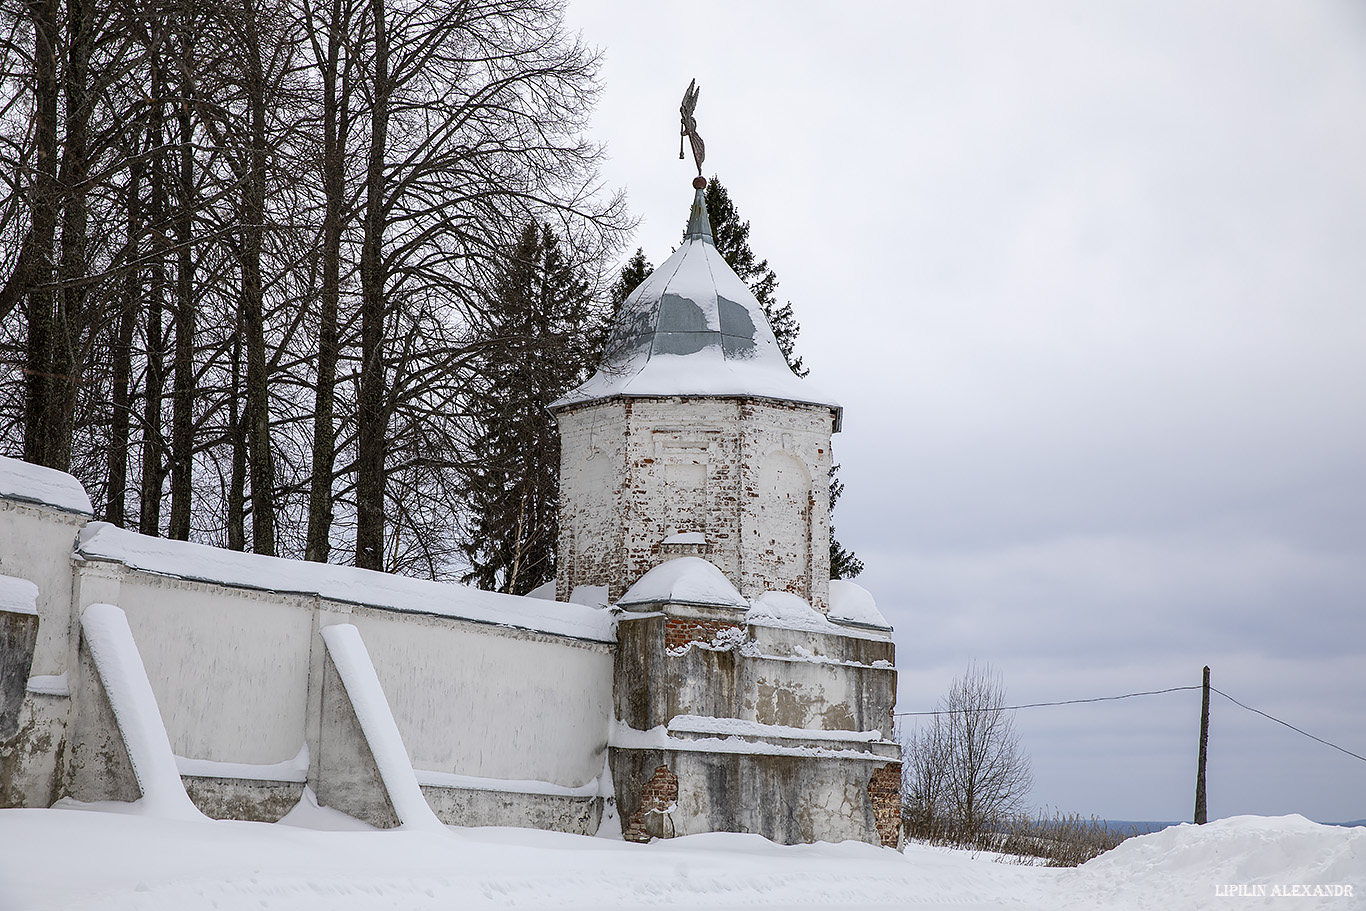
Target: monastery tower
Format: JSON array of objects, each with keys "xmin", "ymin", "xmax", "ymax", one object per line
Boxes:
[
  {"xmin": 552, "ymin": 184, "xmax": 841, "ymax": 610},
  {"xmin": 553, "ymin": 179, "xmax": 900, "ymax": 847}
]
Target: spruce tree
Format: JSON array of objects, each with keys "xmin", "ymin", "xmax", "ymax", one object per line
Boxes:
[
  {"xmin": 609, "ymin": 248, "xmax": 652, "ymax": 312},
  {"xmin": 698, "ymin": 178, "xmax": 806, "ymax": 376},
  {"xmin": 697, "ymin": 177, "xmax": 860, "ymax": 577},
  {"xmin": 828, "ymin": 465, "xmax": 865, "ymax": 580},
  {"xmin": 460, "ymin": 222, "xmax": 606, "ymax": 594}
]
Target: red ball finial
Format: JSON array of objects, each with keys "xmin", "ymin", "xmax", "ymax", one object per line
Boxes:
[{"xmin": 693, "ymin": 176, "xmax": 707, "ymax": 190}]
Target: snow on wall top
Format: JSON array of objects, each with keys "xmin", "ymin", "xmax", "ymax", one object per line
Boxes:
[
  {"xmin": 0, "ymin": 573, "xmax": 39, "ymax": 615},
  {"xmin": 552, "ymin": 188, "xmax": 841, "ymax": 428},
  {"xmin": 76, "ymin": 523, "xmax": 615, "ymax": 643},
  {"xmin": 0, "ymin": 455, "xmax": 93, "ymax": 515},
  {"xmin": 667, "ymin": 714, "xmax": 886, "ymax": 743},
  {"xmin": 617, "ymin": 556, "xmax": 747, "ymax": 609},
  {"xmin": 748, "ymin": 590, "xmax": 891, "ymax": 641},
  {"xmin": 828, "ymin": 580, "xmax": 891, "ymax": 631}
]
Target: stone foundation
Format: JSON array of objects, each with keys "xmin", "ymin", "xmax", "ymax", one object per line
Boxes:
[
  {"xmin": 421, "ymin": 786, "xmax": 602, "ymax": 834},
  {"xmin": 611, "ymin": 747, "xmax": 898, "ymax": 846},
  {"xmin": 183, "ymin": 777, "xmax": 305, "ymax": 822},
  {"xmin": 613, "ymin": 599, "xmax": 899, "ymax": 847}
]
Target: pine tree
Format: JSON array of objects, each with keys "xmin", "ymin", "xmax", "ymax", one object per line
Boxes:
[
  {"xmin": 698, "ymin": 177, "xmax": 860, "ymax": 577},
  {"xmin": 460, "ymin": 222, "xmax": 606, "ymax": 594}
]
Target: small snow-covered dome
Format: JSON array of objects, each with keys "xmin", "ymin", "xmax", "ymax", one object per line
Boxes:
[
  {"xmin": 747, "ymin": 591, "xmax": 825, "ymax": 630},
  {"xmin": 552, "ymin": 187, "xmax": 840, "ymax": 427},
  {"xmin": 617, "ymin": 556, "xmax": 747, "ymax": 610}
]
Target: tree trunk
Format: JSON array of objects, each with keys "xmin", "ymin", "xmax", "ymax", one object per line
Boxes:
[
  {"xmin": 241, "ymin": 0, "xmax": 275, "ymax": 555},
  {"xmin": 50, "ymin": 0, "xmax": 94, "ymax": 474},
  {"xmin": 304, "ymin": 0, "xmax": 349, "ymax": 564},
  {"xmin": 106, "ymin": 154, "xmax": 142, "ymax": 525},
  {"xmin": 21, "ymin": 0, "xmax": 61, "ymax": 468},
  {"xmin": 355, "ymin": 0, "xmax": 389, "ymax": 571},
  {"xmin": 167, "ymin": 33, "xmax": 195, "ymax": 541},
  {"xmin": 227, "ymin": 328, "xmax": 247, "ymax": 551},
  {"xmin": 138, "ymin": 45, "xmax": 167, "ymax": 535}
]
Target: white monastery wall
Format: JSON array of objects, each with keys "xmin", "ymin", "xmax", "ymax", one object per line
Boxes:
[
  {"xmin": 0, "ymin": 460, "xmax": 615, "ymax": 822},
  {"xmin": 0, "ymin": 499, "xmax": 85, "ymax": 678},
  {"xmin": 0, "ymin": 498, "xmax": 87, "ymax": 805},
  {"xmin": 110, "ymin": 570, "xmax": 315, "ymax": 764},
  {"xmin": 347, "ymin": 608, "xmax": 611, "ymax": 787}
]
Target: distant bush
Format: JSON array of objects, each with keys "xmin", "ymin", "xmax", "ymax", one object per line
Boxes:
[
  {"xmin": 997, "ymin": 810, "xmax": 1134, "ymax": 866},
  {"xmin": 903, "ymin": 807, "xmax": 1134, "ymax": 867}
]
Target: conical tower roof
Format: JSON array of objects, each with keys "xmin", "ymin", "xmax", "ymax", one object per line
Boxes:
[{"xmin": 552, "ymin": 186, "xmax": 841, "ymax": 427}]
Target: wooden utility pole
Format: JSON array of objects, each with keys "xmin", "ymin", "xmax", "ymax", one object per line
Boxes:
[{"xmin": 1195, "ymin": 665, "xmax": 1210, "ymax": 824}]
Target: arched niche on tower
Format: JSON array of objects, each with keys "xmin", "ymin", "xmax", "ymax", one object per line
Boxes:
[{"xmin": 750, "ymin": 449, "xmax": 813, "ymax": 601}]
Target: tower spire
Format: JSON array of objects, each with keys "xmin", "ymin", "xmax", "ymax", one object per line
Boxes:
[
  {"xmin": 680, "ymin": 79, "xmax": 712, "ymax": 238},
  {"xmin": 684, "ymin": 184, "xmax": 713, "ymax": 243}
]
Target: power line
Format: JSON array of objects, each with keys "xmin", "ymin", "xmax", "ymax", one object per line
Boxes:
[
  {"xmin": 893, "ymin": 684, "xmax": 1201, "ymax": 716},
  {"xmin": 894, "ymin": 679, "xmax": 1366, "ymax": 766},
  {"xmin": 1211, "ymin": 686, "xmax": 1366, "ymax": 765}
]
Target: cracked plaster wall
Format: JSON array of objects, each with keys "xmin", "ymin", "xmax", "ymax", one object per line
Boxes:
[{"xmin": 556, "ymin": 397, "xmax": 834, "ymax": 609}]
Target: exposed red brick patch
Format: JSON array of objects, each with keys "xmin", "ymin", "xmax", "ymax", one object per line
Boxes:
[
  {"xmin": 665, "ymin": 616, "xmax": 741, "ymax": 651},
  {"xmin": 868, "ymin": 764, "xmax": 902, "ymax": 848},
  {"xmin": 623, "ymin": 764, "xmax": 679, "ymax": 843}
]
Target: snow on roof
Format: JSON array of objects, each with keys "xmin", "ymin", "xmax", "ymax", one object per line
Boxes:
[
  {"xmin": 0, "ymin": 455, "xmax": 92, "ymax": 515},
  {"xmin": 0, "ymin": 573, "xmax": 39, "ymax": 616},
  {"xmin": 76, "ymin": 523, "xmax": 615, "ymax": 644},
  {"xmin": 552, "ymin": 188, "xmax": 841, "ymax": 428},
  {"xmin": 828, "ymin": 580, "xmax": 891, "ymax": 631},
  {"xmin": 616, "ymin": 556, "xmax": 747, "ymax": 609},
  {"xmin": 747, "ymin": 591, "xmax": 891, "ymax": 641}
]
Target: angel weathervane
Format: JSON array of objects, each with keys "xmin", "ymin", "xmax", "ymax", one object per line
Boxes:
[{"xmin": 679, "ymin": 79, "xmax": 705, "ymax": 181}]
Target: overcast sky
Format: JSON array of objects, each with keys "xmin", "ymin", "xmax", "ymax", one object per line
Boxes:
[{"xmin": 563, "ymin": 0, "xmax": 1366, "ymax": 823}]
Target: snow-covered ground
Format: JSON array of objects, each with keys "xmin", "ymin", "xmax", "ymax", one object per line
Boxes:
[{"xmin": 0, "ymin": 801, "xmax": 1360, "ymax": 910}]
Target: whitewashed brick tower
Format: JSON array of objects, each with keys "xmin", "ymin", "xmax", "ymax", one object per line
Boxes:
[
  {"xmin": 552, "ymin": 179, "xmax": 898, "ymax": 849},
  {"xmin": 551, "ymin": 184, "xmax": 842, "ymax": 610}
]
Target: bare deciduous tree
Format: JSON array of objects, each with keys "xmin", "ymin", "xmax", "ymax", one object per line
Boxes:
[
  {"xmin": 0, "ymin": 0, "xmax": 626, "ymax": 584},
  {"xmin": 903, "ymin": 662, "xmax": 1032, "ymax": 839}
]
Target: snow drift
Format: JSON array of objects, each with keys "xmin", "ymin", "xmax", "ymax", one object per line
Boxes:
[{"xmin": 0, "ymin": 804, "xmax": 1359, "ymax": 910}]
